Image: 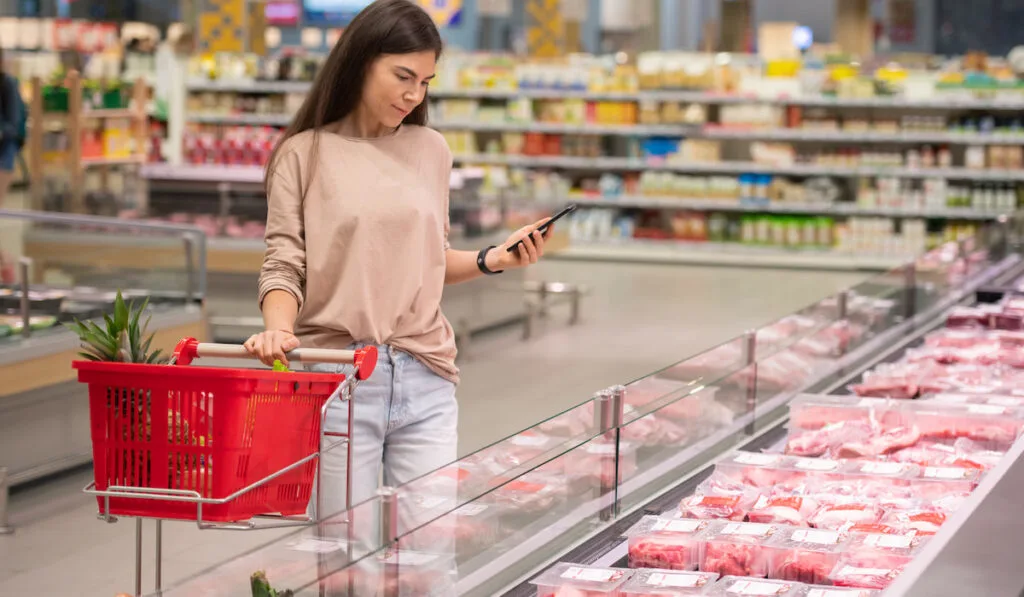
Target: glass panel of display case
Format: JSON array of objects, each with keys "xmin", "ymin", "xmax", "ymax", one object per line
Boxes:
[{"xmin": 152, "ymin": 495, "xmax": 387, "ymax": 596}]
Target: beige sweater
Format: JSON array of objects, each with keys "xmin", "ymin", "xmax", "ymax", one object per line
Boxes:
[{"xmin": 258, "ymin": 125, "xmax": 459, "ymax": 384}]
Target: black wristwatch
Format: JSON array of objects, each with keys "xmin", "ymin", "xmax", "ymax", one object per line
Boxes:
[{"xmin": 477, "ymin": 245, "xmax": 504, "ymax": 275}]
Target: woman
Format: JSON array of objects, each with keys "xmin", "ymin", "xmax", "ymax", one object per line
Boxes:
[{"xmin": 244, "ymin": 0, "xmax": 551, "ymax": 519}]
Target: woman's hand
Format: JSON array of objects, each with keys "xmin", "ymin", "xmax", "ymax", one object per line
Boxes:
[
  {"xmin": 489, "ymin": 218, "xmax": 551, "ymax": 271},
  {"xmin": 244, "ymin": 329, "xmax": 300, "ymax": 367}
]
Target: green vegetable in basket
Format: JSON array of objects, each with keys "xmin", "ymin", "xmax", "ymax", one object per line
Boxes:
[
  {"xmin": 251, "ymin": 571, "xmax": 294, "ymax": 597},
  {"xmin": 272, "ymin": 359, "xmax": 291, "ymax": 372}
]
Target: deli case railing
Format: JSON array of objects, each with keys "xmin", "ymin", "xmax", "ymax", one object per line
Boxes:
[{"xmin": 147, "ymin": 233, "xmax": 1019, "ymax": 597}]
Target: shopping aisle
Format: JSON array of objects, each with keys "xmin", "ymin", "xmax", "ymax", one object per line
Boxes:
[{"xmin": 0, "ymin": 261, "xmax": 865, "ymax": 597}]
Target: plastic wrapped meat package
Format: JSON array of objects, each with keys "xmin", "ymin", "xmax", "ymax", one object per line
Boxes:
[
  {"xmin": 944, "ymin": 305, "xmax": 997, "ymax": 329},
  {"xmin": 879, "ymin": 508, "xmax": 947, "ymax": 536},
  {"xmin": 908, "ymin": 465, "xmax": 981, "ymax": 497},
  {"xmin": 785, "ymin": 421, "xmax": 877, "ymax": 458},
  {"xmin": 531, "ymin": 563, "xmax": 633, "ymax": 597},
  {"xmin": 765, "ymin": 527, "xmax": 848, "ymax": 585},
  {"xmin": 713, "ymin": 453, "xmax": 801, "ymax": 489},
  {"xmin": 488, "ymin": 471, "xmax": 569, "ymax": 516},
  {"xmin": 626, "ymin": 516, "xmax": 711, "ymax": 571},
  {"xmin": 561, "ymin": 439, "xmax": 639, "ymax": 490},
  {"xmin": 807, "ymin": 501, "xmax": 884, "ymax": 532},
  {"xmin": 827, "ymin": 532, "xmax": 926, "ymax": 590},
  {"xmin": 792, "ymin": 321, "xmax": 865, "ymax": 359},
  {"xmin": 798, "ymin": 586, "xmax": 880, "ymax": 597},
  {"xmin": 704, "ymin": 576, "xmax": 803, "ymax": 597},
  {"xmin": 681, "ymin": 475, "xmax": 760, "ymax": 521},
  {"xmin": 700, "ymin": 521, "xmax": 780, "ymax": 578},
  {"xmin": 907, "ymin": 404, "xmax": 1024, "ymax": 451},
  {"xmin": 401, "ymin": 495, "xmax": 508, "ymax": 557},
  {"xmin": 838, "ymin": 460, "xmax": 918, "ymax": 485},
  {"xmin": 746, "ymin": 496, "xmax": 820, "ymax": 527},
  {"xmin": 620, "ymin": 569, "xmax": 720, "ymax": 596}
]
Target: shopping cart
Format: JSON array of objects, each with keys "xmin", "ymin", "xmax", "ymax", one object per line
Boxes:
[{"xmin": 77, "ymin": 337, "xmax": 377, "ymax": 596}]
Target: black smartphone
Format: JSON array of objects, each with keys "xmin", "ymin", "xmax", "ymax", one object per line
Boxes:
[{"xmin": 506, "ymin": 203, "xmax": 578, "ymax": 253}]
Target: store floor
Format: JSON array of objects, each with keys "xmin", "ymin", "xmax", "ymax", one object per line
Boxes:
[{"xmin": 0, "ymin": 261, "xmax": 866, "ymax": 596}]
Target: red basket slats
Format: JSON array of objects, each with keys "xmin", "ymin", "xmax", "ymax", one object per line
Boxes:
[{"xmin": 75, "ymin": 361, "xmax": 344, "ymax": 522}]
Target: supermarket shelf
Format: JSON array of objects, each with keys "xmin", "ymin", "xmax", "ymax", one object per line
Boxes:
[
  {"xmin": 554, "ymin": 240, "xmax": 906, "ymax": 271},
  {"xmin": 141, "ymin": 163, "xmax": 265, "ymax": 184},
  {"xmin": 453, "ymin": 153, "xmax": 1024, "ymax": 180},
  {"xmin": 185, "ymin": 78, "xmax": 313, "ymax": 94},
  {"xmin": 433, "ymin": 120, "xmax": 697, "ymax": 137},
  {"xmin": 82, "ymin": 108, "xmax": 138, "ymax": 120},
  {"xmin": 701, "ymin": 127, "xmax": 1024, "ymax": 145},
  {"xmin": 569, "ymin": 195, "xmax": 1009, "ymax": 220},
  {"xmin": 429, "ymin": 87, "xmax": 1024, "ymax": 110},
  {"xmin": 188, "ymin": 112, "xmax": 292, "ymax": 126},
  {"xmin": 81, "ymin": 155, "xmax": 147, "ymax": 168}
]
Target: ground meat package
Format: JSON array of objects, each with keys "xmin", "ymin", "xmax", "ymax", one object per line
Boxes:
[
  {"xmin": 908, "ymin": 465, "xmax": 982, "ymax": 497},
  {"xmin": 532, "ymin": 563, "xmax": 633, "ymax": 597},
  {"xmin": 700, "ymin": 522, "xmax": 780, "ymax": 578},
  {"xmin": 827, "ymin": 552, "xmax": 911, "ymax": 590},
  {"xmin": 619, "ymin": 569, "xmax": 720, "ymax": 596},
  {"xmin": 879, "ymin": 508, "xmax": 947, "ymax": 536},
  {"xmin": 807, "ymin": 502, "xmax": 884, "ymax": 531},
  {"xmin": 747, "ymin": 496, "xmax": 820, "ymax": 527},
  {"xmin": 713, "ymin": 453, "xmax": 799, "ymax": 489},
  {"xmin": 765, "ymin": 527, "xmax": 849, "ymax": 585},
  {"xmin": 626, "ymin": 516, "xmax": 712, "ymax": 571},
  {"xmin": 704, "ymin": 576, "xmax": 803, "ymax": 597}
]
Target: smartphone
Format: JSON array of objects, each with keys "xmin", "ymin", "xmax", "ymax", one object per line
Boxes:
[{"xmin": 506, "ymin": 203, "xmax": 577, "ymax": 253}]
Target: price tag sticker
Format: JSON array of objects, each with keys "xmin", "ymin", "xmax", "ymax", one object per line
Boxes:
[
  {"xmin": 791, "ymin": 529, "xmax": 840, "ymax": 545},
  {"xmin": 924, "ymin": 466, "xmax": 968, "ymax": 480},
  {"xmin": 860, "ymin": 461, "xmax": 906, "ymax": 475},
  {"xmin": 838, "ymin": 565, "xmax": 895, "ymax": 578},
  {"xmin": 727, "ymin": 579, "xmax": 792, "ymax": 595},
  {"xmin": 857, "ymin": 398, "xmax": 884, "ymax": 407},
  {"xmin": 722, "ymin": 522, "xmax": 773, "ymax": 537},
  {"xmin": 510, "ymin": 434, "xmax": 550, "ymax": 447},
  {"xmin": 932, "ymin": 394, "xmax": 970, "ymax": 403},
  {"xmin": 986, "ymin": 396, "xmax": 1023, "ymax": 407},
  {"xmin": 560, "ymin": 566, "xmax": 620, "ymax": 583},
  {"xmin": 808, "ymin": 590, "xmax": 873, "ymax": 597},
  {"xmin": 734, "ymin": 452, "xmax": 780, "ymax": 466},
  {"xmin": 795, "ymin": 458, "xmax": 839, "ymax": 471},
  {"xmin": 647, "ymin": 572, "xmax": 707, "ymax": 588},
  {"xmin": 653, "ymin": 518, "xmax": 703, "ymax": 533},
  {"xmin": 286, "ymin": 537, "xmax": 348, "ymax": 554},
  {"xmin": 968, "ymin": 404, "xmax": 1007, "ymax": 415},
  {"xmin": 865, "ymin": 533, "xmax": 913, "ymax": 549},
  {"xmin": 585, "ymin": 442, "xmax": 618, "ymax": 456}
]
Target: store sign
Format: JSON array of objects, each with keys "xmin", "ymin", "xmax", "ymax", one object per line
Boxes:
[
  {"xmin": 417, "ymin": 0, "xmax": 462, "ymax": 27},
  {"xmin": 266, "ymin": 1, "xmax": 301, "ymax": 25}
]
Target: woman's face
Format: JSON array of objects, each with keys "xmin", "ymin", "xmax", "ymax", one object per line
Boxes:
[{"xmin": 362, "ymin": 51, "xmax": 437, "ymax": 128}]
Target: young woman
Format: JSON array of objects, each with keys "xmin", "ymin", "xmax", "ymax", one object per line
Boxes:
[{"xmin": 244, "ymin": 0, "xmax": 551, "ymax": 519}]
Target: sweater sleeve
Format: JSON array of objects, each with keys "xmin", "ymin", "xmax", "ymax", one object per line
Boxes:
[
  {"xmin": 442, "ymin": 143, "xmax": 453, "ymax": 251},
  {"xmin": 258, "ymin": 150, "xmax": 307, "ymax": 310}
]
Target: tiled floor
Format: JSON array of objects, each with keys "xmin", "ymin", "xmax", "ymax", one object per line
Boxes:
[{"xmin": 0, "ymin": 257, "xmax": 866, "ymax": 596}]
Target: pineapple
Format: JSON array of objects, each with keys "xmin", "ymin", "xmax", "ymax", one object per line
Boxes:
[{"xmin": 65, "ymin": 290, "xmax": 166, "ymax": 364}]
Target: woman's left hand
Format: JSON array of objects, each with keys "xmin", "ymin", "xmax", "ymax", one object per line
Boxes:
[{"xmin": 490, "ymin": 218, "xmax": 551, "ymax": 271}]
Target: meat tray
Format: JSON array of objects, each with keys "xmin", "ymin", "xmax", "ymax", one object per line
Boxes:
[
  {"xmin": 625, "ymin": 516, "xmax": 712, "ymax": 571},
  {"xmin": 704, "ymin": 576, "xmax": 803, "ymax": 597},
  {"xmin": 700, "ymin": 522, "xmax": 781, "ymax": 578},
  {"xmin": 764, "ymin": 528, "xmax": 848, "ymax": 585},
  {"xmin": 531, "ymin": 563, "xmax": 633, "ymax": 597}
]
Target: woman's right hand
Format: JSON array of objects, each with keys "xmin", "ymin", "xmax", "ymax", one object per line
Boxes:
[{"xmin": 244, "ymin": 329, "xmax": 300, "ymax": 367}]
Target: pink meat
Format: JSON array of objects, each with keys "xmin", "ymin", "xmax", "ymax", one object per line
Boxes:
[
  {"xmin": 809, "ymin": 503, "xmax": 883, "ymax": 531},
  {"xmin": 786, "ymin": 420, "xmax": 876, "ymax": 458},
  {"xmin": 747, "ymin": 496, "xmax": 819, "ymax": 526},
  {"xmin": 830, "ymin": 553, "xmax": 910, "ymax": 589},
  {"xmin": 772, "ymin": 550, "xmax": 837, "ymax": 585},
  {"xmin": 628, "ymin": 534, "xmax": 697, "ymax": 570},
  {"xmin": 836, "ymin": 426, "xmax": 921, "ymax": 459},
  {"xmin": 680, "ymin": 494, "xmax": 748, "ymax": 521},
  {"xmin": 881, "ymin": 510, "xmax": 946, "ymax": 536},
  {"xmin": 702, "ymin": 541, "xmax": 767, "ymax": 577},
  {"xmin": 850, "ymin": 377, "xmax": 918, "ymax": 399}
]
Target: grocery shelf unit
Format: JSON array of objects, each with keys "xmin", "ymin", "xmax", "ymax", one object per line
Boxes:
[
  {"xmin": 169, "ymin": 76, "xmax": 1024, "ymax": 271},
  {"xmin": 147, "ymin": 238, "xmax": 1024, "ymax": 597},
  {"xmin": 27, "ymin": 71, "xmax": 150, "ymax": 213},
  {"xmin": 0, "ymin": 209, "xmax": 209, "ymax": 536}
]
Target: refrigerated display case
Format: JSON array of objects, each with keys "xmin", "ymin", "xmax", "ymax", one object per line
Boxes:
[
  {"xmin": 146, "ymin": 231, "xmax": 1024, "ymax": 597},
  {"xmin": 0, "ymin": 209, "xmax": 209, "ymax": 534}
]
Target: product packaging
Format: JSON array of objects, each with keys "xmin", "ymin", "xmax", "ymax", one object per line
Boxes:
[
  {"xmin": 704, "ymin": 576, "xmax": 803, "ymax": 597},
  {"xmin": 700, "ymin": 521, "xmax": 781, "ymax": 578},
  {"xmin": 620, "ymin": 569, "xmax": 720, "ymax": 596},
  {"xmin": 531, "ymin": 563, "xmax": 633, "ymax": 597},
  {"xmin": 626, "ymin": 516, "xmax": 712, "ymax": 571},
  {"xmin": 798, "ymin": 585, "xmax": 880, "ymax": 597},
  {"xmin": 765, "ymin": 527, "xmax": 849, "ymax": 585}
]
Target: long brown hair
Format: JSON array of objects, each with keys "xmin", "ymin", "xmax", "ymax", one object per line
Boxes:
[{"xmin": 265, "ymin": 0, "xmax": 443, "ymax": 198}]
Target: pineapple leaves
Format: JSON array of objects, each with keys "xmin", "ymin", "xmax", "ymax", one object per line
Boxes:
[{"xmin": 66, "ymin": 290, "xmax": 166, "ymax": 364}]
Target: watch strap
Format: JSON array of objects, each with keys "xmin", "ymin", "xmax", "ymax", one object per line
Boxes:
[{"xmin": 477, "ymin": 245, "xmax": 504, "ymax": 275}]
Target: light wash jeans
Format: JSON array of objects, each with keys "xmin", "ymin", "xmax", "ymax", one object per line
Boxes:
[{"xmin": 310, "ymin": 343, "xmax": 459, "ymax": 521}]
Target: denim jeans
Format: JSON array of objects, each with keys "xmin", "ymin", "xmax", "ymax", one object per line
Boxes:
[{"xmin": 310, "ymin": 343, "xmax": 459, "ymax": 521}]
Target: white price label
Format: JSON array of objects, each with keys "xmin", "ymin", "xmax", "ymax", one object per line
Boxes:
[
  {"xmin": 857, "ymin": 398, "xmax": 884, "ymax": 407},
  {"xmin": 865, "ymin": 533, "xmax": 913, "ymax": 549},
  {"xmin": 968, "ymin": 404, "xmax": 1007, "ymax": 415},
  {"xmin": 987, "ymin": 396, "xmax": 1023, "ymax": 407},
  {"xmin": 585, "ymin": 442, "xmax": 618, "ymax": 456},
  {"xmin": 653, "ymin": 518, "xmax": 703, "ymax": 533},
  {"xmin": 286, "ymin": 537, "xmax": 348, "ymax": 554},
  {"xmin": 860, "ymin": 461, "xmax": 906, "ymax": 475},
  {"xmin": 727, "ymin": 579, "xmax": 792, "ymax": 595},
  {"xmin": 795, "ymin": 458, "xmax": 839, "ymax": 471},
  {"xmin": 510, "ymin": 434, "xmax": 550, "ymax": 447},
  {"xmin": 808, "ymin": 590, "xmax": 872, "ymax": 597},
  {"xmin": 734, "ymin": 452, "xmax": 780, "ymax": 466},
  {"xmin": 384, "ymin": 551, "xmax": 440, "ymax": 567},
  {"xmin": 838, "ymin": 565, "xmax": 895, "ymax": 578},
  {"xmin": 924, "ymin": 466, "xmax": 968, "ymax": 480},
  {"xmin": 722, "ymin": 522, "xmax": 773, "ymax": 537},
  {"xmin": 932, "ymin": 394, "xmax": 970, "ymax": 403},
  {"xmin": 415, "ymin": 495, "xmax": 450, "ymax": 509},
  {"xmin": 560, "ymin": 566, "xmax": 619, "ymax": 583},
  {"xmin": 457, "ymin": 504, "xmax": 490, "ymax": 517},
  {"xmin": 791, "ymin": 529, "xmax": 840, "ymax": 545},
  {"xmin": 647, "ymin": 572, "xmax": 705, "ymax": 588}
]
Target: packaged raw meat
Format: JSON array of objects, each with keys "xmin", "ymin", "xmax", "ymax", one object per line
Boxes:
[
  {"xmin": 626, "ymin": 516, "xmax": 711, "ymax": 571},
  {"xmin": 562, "ymin": 440, "xmax": 640, "ymax": 490},
  {"xmin": 835, "ymin": 426, "xmax": 921, "ymax": 459},
  {"xmin": 909, "ymin": 404, "xmax": 1024, "ymax": 451},
  {"xmin": 788, "ymin": 396, "xmax": 899, "ymax": 432},
  {"xmin": 700, "ymin": 522, "xmax": 780, "ymax": 578},
  {"xmin": 911, "ymin": 465, "xmax": 982, "ymax": 494},
  {"xmin": 879, "ymin": 509, "xmax": 946, "ymax": 536},
  {"xmin": 798, "ymin": 585, "xmax": 880, "ymax": 597},
  {"xmin": 489, "ymin": 471, "xmax": 568, "ymax": 514},
  {"xmin": 765, "ymin": 527, "xmax": 847, "ymax": 585},
  {"xmin": 827, "ymin": 555, "xmax": 908, "ymax": 590},
  {"xmin": 807, "ymin": 503, "xmax": 883, "ymax": 531},
  {"xmin": 747, "ymin": 496, "xmax": 819, "ymax": 526},
  {"xmin": 849, "ymin": 376, "xmax": 918, "ymax": 399},
  {"xmin": 839, "ymin": 460, "xmax": 918, "ymax": 483},
  {"xmin": 681, "ymin": 494, "xmax": 752, "ymax": 522},
  {"xmin": 492, "ymin": 431, "xmax": 569, "ymax": 469},
  {"xmin": 844, "ymin": 531, "xmax": 926, "ymax": 560},
  {"xmin": 713, "ymin": 453, "xmax": 797, "ymax": 488},
  {"xmin": 786, "ymin": 421, "xmax": 876, "ymax": 458},
  {"xmin": 704, "ymin": 576, "xmax": 803, "ymax": 597},
  {"xmin": 924, "ymin": 328, "xmax": 995, "ymax": 348},
  {"xmin": 944, "ymin": 306, "xmax": 992, "ymax": 329},
  {"xmin": 621, "ymin": 410, "xmax": 691, "ymax": 446},
  {"xmin": 619, "ymin": 569, "xmax": 719, "ymax": 596},
  {"xmin": 532, "ymin": 563, "xmax": 633, "ymax": 597}
]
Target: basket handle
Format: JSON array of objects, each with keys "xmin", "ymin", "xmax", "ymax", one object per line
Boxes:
[{"xmin": 172, "ymin": 337, "xmax": 377, "ymax": 380}]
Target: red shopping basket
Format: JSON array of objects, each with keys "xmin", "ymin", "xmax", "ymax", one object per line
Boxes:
[{"xmin": 74, "ymin": 337, "xmax": 377, "ymax": 523}]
